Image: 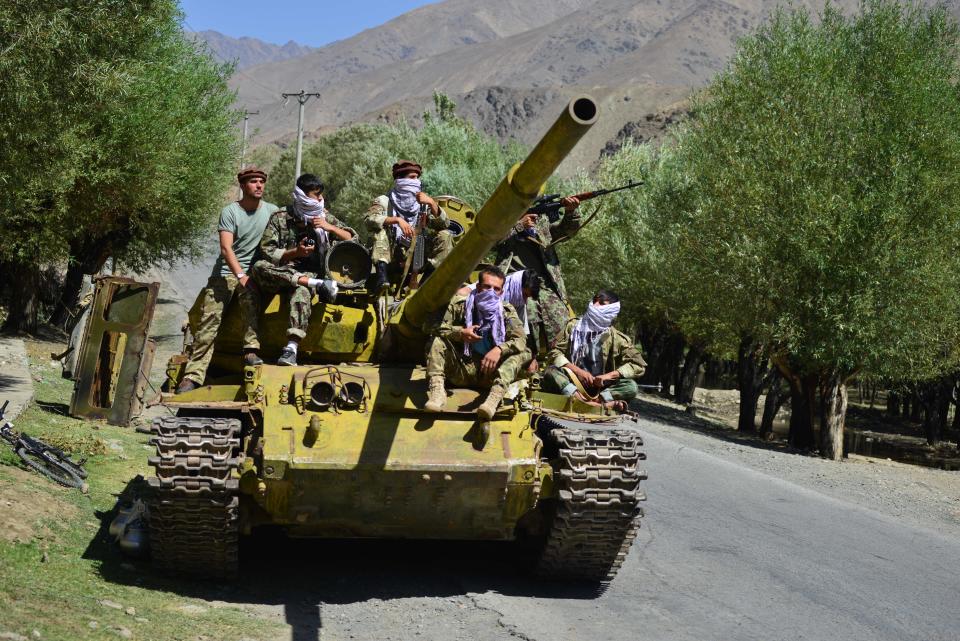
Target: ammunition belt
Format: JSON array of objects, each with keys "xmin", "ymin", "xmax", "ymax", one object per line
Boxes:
[
  {"xmin": 535, "ymin": 420, "xmax": 646, "ymax": 582},
  {"xmin": 147, "ymin": 416, "xmax": 241, "ymax": 579}
]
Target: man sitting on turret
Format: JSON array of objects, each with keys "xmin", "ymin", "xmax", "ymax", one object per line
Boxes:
[
  {"xmin": 542, "ymin": 289, "xmax": 647, "ymax": 413},
  {"xmin": 365, "ymin": 159, "xmax": 454, "ymax": 291},
  {"xmin": 423, "ymin": 266, "xmax": 531, "ymax": 420},
  {"xmin": 249, "ymin": 173, "xmax": 354, "ymax": 366}
]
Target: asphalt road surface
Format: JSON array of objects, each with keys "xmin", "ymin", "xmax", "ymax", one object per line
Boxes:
[
  {"xmin": 145, "ymin": 260, "xmax": 960, "ymax": 640},
  {"xmin": 141, "ymin": 418, "xmax": 957, "ymax": 641}
]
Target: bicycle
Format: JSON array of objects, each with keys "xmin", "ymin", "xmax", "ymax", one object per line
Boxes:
[{"xmin": 0, "ymin": 400, "xmax": 88, "ymax": 489}]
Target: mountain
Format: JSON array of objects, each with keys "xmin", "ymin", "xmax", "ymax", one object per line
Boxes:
[
  {"xmin": 188, "ymin": 30, "xmax": 314, "ymax": 69},
  {"xmin": 229, "ymin": 0, "xmax": 960, "ymax": 172}
]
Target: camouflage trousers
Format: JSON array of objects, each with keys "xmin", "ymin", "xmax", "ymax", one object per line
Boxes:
[
  {"xmin": 425, "ymin": 337, "xmax": 527, "ymax": 389},
  {"xmin": 527, "ymin": 287, "xmax": 573, "ymax": 356},
  {"xmin": 370, "ymin": 228, "xmax": 455, "ymax": 268},
  {"xmin": 542, "ymin": 365, "xmax": 639, "ymax": 403},
  {"xmin": 182, "ymin": 274, "xmax": 259, "ymax": 385},
  {"xmin": 250, "ymin": 260, "xmax": 316, "ymax": 340}
]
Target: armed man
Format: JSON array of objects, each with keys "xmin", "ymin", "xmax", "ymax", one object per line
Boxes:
[
  {"xmin": 495, "ymin": 195, "xmax": 582, "ymax": 358},
  {"xmin": 542, "ymin": 288, "xmax": 647, "ymax": 413},
  {"xmin": 249, "ymin": 173, "xmax": 353, "ymax": 366},
  {"xmin": 177, "ymin": 165, "xmax": 277, "ymax": 393},
  {"xmin": 365, "ymin": 159, "xmax": 454, "ymax": 292},
  {"xmin": 423, "ymin": 266, "xmax": 531, "ymax": 420}
]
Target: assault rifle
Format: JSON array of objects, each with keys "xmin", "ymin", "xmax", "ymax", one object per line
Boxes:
[
  {"xmin": 527, "ymin": 180, "xmax": 644, "ymax": 221},
  {"xmin": 396, "ymin": 203, "xmax": 430, "ymax": 295}
]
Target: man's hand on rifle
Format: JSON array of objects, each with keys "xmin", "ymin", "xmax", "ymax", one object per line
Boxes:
[
  {"xmin": 561, "ymin": 196, "xmax": 580, "ymax": 212},
  {"xmin": 416, "ymin": 192, "xmax": 439, "ymax": 215},
  {"xmin": 520, "ymin": 213, "xmax": 538, "ymax": 230}
]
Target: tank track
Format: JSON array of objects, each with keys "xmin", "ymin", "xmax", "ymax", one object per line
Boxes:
[
  {"xmin": 147, "ymin": 416, "xmax": 242, "ymax": 579},
  {"xmin": 536, "ymin": 420, "xmax": 646, "ymax": 582}
]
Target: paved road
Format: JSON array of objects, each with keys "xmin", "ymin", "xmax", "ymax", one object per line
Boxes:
[
  {"xmin": 140, "ymin": 260, "xmax": 960, "ymax": 640},
  {"xmin": 159, "ymin": 418, "xmax": 958, "ymax": 641}
]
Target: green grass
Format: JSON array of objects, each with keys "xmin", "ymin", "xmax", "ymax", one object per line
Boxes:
[{"xmin": 0, "ymin": 342, "xmax": 285, "ymax": 641}]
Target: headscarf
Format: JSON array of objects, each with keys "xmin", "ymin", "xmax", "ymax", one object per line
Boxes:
[
  {"xmin": 464, "ymin": 271, "xmax": 529, "ymax": 335},
  {"xmin": 463, "ymin": 287, "xmax": 506, "ymax": 357},
  {"xmin": 389, "ymin": 177, "xmax": 422, "ymax": 245},
  {"xmin": 291, "ymin": 185, "xmax": 328, "ymax": 247},
  {"xmin": 570, "ymin": 301, "xmax": 621, "ymax": 365}
]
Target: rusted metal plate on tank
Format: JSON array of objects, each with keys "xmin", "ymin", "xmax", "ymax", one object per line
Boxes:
[{"xmin": 69, "ymin": 276, "xmax": 159, "ymax": 426}]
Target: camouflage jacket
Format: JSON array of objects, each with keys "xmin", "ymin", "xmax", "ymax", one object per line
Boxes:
[
  {"xmin": 494, "ymin": 207, "xmax": 582, "ymax": 302},
  {"xmin": 260, "ymin": 207, "xmax": 355, "ymax": 273},
  {"xmin": 425, "ymin": 294, "xmax": 528, "ymax": 359},
  {"xmin": 548, "ymin": 317, "xmax": 647, "ymax": 380},
  {"xmin": 364, "ymin": 195, "xmax": 449, "ymax": 262}
]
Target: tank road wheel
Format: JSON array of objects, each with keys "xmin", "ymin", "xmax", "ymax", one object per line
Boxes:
[
  {"xmin": 147, "ymin": 416, "xmax": 242, "ymax": 579},
  {"xmin": 534, "ymin": 418, "xmax": 647, "ymax": 582}
]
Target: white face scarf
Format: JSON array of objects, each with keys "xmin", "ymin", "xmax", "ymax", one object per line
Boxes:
[
  {"xmin": 571, "ymin": 301, "xmax": 621, "ymax": 365},
  {"xmin": 466, "ymin": 271, "xmax": 530, "ymax": 334},
  {"xmin": 291, "ymin": 186, "xmax": 328, "ymax": 247}
]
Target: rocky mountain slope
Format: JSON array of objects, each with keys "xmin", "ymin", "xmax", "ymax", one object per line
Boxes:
[
  {"xmin": 188, "ymin": 30, "xmax": 314, "ymax": 69},
  {"xmin": 231, "ymin": 0, "xmax": 960, "ymax": 172}
]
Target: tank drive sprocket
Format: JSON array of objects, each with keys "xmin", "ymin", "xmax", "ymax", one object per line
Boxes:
[
  {"xmin": 147, "ymin": 416, "xmax": 241, "ymax": 579},
  {"xmin": 535, "ymin": 416, "xmax": 647, "ymax": 581}
]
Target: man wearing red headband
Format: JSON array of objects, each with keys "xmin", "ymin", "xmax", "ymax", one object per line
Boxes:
[{"xmin": 177, "ymin": 165, "xmax": 278, "ymax": 393}]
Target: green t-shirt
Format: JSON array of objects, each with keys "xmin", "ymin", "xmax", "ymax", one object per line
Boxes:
[{"xmin": 211, "ymin": 200, "xmax": 278, "ymax": 277}]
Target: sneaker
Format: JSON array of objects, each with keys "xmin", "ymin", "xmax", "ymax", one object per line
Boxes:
[
  {"xmin": 242, "ymin": 351, "xmax": 263, "ymax": 367},
  {"xmin": 317, "ymin": 279, "xmax": 338, "ymax": 303},
  {"xmin": 277, "ymin": 347, "xmax": 298, "ymax": 366},
  {"xmin": 176, "ymin": 378, "xmax": 199, "ymax": 394}
]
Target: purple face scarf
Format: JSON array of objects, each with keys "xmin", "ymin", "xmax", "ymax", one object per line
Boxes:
[{"xmin": 463, "ymin": 287, "xmax": 506, "ymax": 357}]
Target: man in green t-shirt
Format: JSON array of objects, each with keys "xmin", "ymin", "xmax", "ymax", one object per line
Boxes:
[{"xmin": 177, "ymin": 165, "xmax": 279, "ymax": 393}]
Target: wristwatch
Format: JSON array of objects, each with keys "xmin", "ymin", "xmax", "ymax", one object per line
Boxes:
[{"xmin": 236, "ymin": 272, "xmax": 246, "ymax": 280}]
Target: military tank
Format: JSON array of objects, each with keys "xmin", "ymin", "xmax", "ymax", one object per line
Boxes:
[{"xmin": 152, "ymin": 95, "xmax": 647, "ymax": 582}]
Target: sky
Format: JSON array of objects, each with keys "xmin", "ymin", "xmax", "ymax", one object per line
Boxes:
[{"xmin": 179, "ymin": 0, "xmax": 435, "ymax": 47}]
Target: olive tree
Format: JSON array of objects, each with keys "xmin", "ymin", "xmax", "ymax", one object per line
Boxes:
[
  {"xmin": 666, "ymin": 0, "xmax": 960, "ymax": 458},
  {"xmin": 0, "ymin": 0, "xmax": 238, "ymax": 331},
  {"xmin": 266, "ymin": 94, "xmax": 525, "ymax": 238}
]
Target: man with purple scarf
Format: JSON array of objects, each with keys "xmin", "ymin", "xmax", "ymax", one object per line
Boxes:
[
  {"xmin": 364, "ymin": 159, "xmax": 455, "ymax": 291},
  {"xmin": 423, "ymin": 266, "xmax": 530, "ymax": 420}
]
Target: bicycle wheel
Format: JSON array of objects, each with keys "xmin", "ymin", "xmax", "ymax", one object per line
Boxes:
[{"xmin": 16, "ymin": 446, "xmax": 85, "ymax": 489}]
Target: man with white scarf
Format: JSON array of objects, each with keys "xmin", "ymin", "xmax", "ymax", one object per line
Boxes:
[
  {"xmin": 423, "ymin": 266, "xmax": 531, "ymax": 420},
  {"xmin": 543, "ymin": 289, "xmax": 647, "ymax": 412},
  {"xmin": 250, "ymin": 173, "xmax": 354, "ymax": 366},
  {"xmin": 364, "ymin": 159, "xmax": 454, "ymax": 291}
]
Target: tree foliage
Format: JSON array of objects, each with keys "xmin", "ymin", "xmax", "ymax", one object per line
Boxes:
[
  {"xmin": 265, "ymin": 94, "xmax": 525, "ymax": 239},
  {"xmin": 0, "ymin": 0, "xmax": 239, "ymax": 328}
]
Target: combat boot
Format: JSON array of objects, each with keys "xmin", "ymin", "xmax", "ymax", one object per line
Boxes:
[
  {"xmin": 477, "ymin": 385, "xmax": 506, "ymax": 421},
  {"xmin": 424, "ymin": 376, "xmax": 446, "ymax": 412},
  {"xmin": 373, "ymin": 261, "xmax": 389, "ymax": 293}
]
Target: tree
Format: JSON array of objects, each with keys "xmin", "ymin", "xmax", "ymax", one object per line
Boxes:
[
  {"xmin": 0, "ymin": 1, "xmax": 239, "ymax": 331},
  {"xmin": 265, "ymin": 94, "xmax": 525, "ymax": 238},
  {"xmin": 663, "ymin": 0, "xmax": 960, "ymax": 458}
]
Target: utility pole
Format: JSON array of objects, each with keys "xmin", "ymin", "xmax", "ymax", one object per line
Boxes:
[
  {"xmin": 281, "ymin": 90, "xmax": 321, "ymax": 179},
  {"xmin": 239, "ymin": 109, "xmax": 259, "ymax": 168}
]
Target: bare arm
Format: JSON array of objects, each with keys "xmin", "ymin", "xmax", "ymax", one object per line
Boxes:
[{"xmin": 219, "ymin": 231, "xmax": 249, "ymax": 286}]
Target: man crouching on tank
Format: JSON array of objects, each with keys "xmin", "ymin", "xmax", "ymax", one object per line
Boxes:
[
  {"xmin": 423, "ymin": 266, "xmax": 531, "ymax": 419},
  {"xmin": 541, "ymin": 289, "xmax": 647, "ymax": 413},
  {"xmin": 249, "ymin": 173, "xmax": 354, "ymax": 366}
]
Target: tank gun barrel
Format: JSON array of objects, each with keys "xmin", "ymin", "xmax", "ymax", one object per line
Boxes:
[{"xmin": 399, "ymin": 95, "xmax": 599, "ymax": 335}]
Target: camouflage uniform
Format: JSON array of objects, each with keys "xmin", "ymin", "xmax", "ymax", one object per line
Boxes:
[
  {"xmin": 495, "ymin": 207, "xmax": 582, "ymax": 355},
  {"xmin": 182, "ymin": 274, "xmax": 260, "ymax": 385},
  {"xmin": 424, "ymin": 295, "xmax": 530, "ymax": 389},
  {"xmin": 543, "ymin": 317, "xmax": 647, "ymax": 403},
  {"xmin": 250, "ymin": 208, "xmax": 354, "ymax": 340},
  {"xmin": 364, "ymin": 195, "xmax": 454, "ymax": 269}
]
